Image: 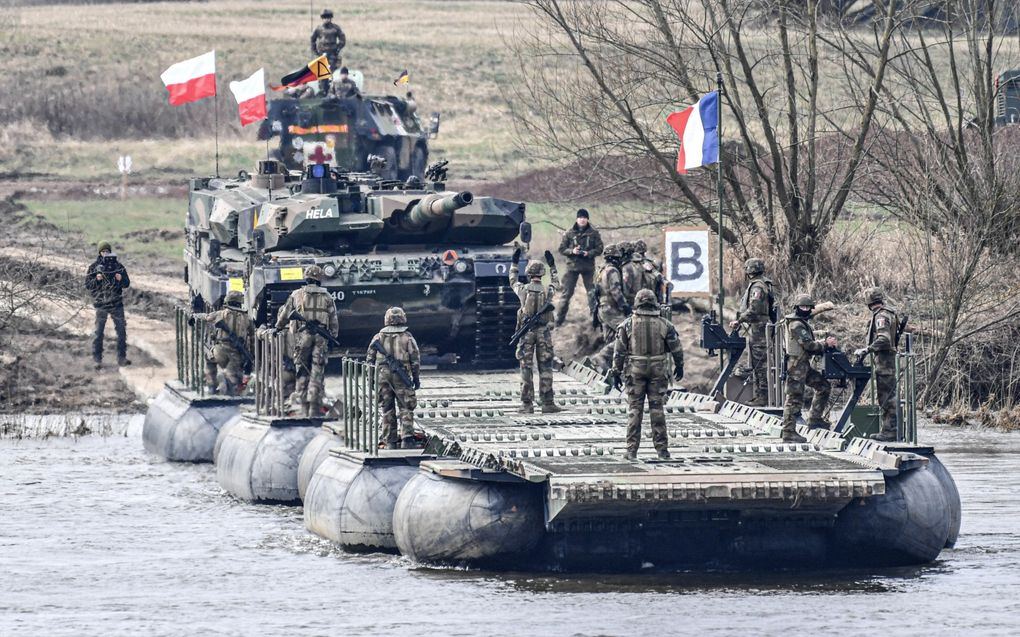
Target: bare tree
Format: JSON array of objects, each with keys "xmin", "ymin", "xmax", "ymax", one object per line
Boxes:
[
  {"xmin": 852, "ymin": 1, "xmax": 1020, "ymax": 407},
  {"xmin": 507, "ymin": 0, "xmax": 901, "ymax": 274}
]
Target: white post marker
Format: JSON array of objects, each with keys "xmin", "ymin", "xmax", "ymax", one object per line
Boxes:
[
  {"xmin": 117, "ymin": 155, "xmax": 132, "ymax": 199},
  {"xmin": 663, "ymin": 227, "xmax": 712, "ymax": 297}
]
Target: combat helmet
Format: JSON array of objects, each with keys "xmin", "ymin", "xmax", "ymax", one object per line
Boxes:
[
  {"xmin": 793, "ymin": 293, "xmax": 815, "ymax": 308},
  {"xmin": 634, "ymin": 289, "xmax": 657, "ymax": 308},
  {"xmin": 384, "ymin": 307, "xmax": 407, "ymax": 326},
  {"xmin": 321, "ymin": 8, "xmax": 334, "ymax": 18},
  {"xmin": 634, "ymin": 239, "xmax": 647, "ymax": 254},
  {"xmin": 864, "ymin": 287, "xmax": 885, "ymax": 306},
  {"xmin": 618, "ymin": 241, "xmax": 634, "ymax": 258},
  {"xmin": 603, "ymin": 243, "xmax": 622, "ymax": 262},
  {"xmin": 744, "ymin": 258, "xmax": 765, "ymax": 276},
  {"xmin": 526, "ymin": 261, "xmax": 546, "ymax": 278},
  {"xmin": 225, "ymin": 290, "xmax": 244, "ymax": 308},
  {"xmin": 304, "ymin": 265, "xmax": 324, "ymax": 282}
]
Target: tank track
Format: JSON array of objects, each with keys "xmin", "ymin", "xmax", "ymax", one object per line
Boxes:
[{"xmin": 472, "ymin": 277, "xmax": 519, "ymax": 369}]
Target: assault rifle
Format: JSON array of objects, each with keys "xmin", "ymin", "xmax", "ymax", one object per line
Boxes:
[
  {"xmin": 369, "ymin": 339, "xmax": 415, "ymax": 388},
  {"xmin": 509, "ymin": 301, "xmax": 555, "ymax": 348},
  {"xmin": 288, "ymin": 310, "xmax": 342, "ymax": 349},
  {"xmin": 591, "ymin": 288, "xmax": 602, "ymax": 329},
  {"xmin": 213, "ymin": 320, "xmax": 254, "ymax": 373},
  {"xmin": 895, "ymin": 314, "xmax": 909, "ymax": 347}
]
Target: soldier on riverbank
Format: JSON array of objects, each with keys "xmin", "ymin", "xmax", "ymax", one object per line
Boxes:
[
  {"xmin": 554, "ymin": 209, "xmax": 603, "ymax": 326},
  {"xmin": 85, "ymin": 241, "xmax": 131, "ymax": 370}
]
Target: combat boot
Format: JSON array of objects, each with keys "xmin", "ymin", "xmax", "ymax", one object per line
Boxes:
[
  {"xmin": 520, "ymin": 403, "xmax": 534, "ymax": 414},
  {"xmin": 656, "ymin": 449, "xmax": 671, "ymax": 460},
  {"xmin": 401, "ymin": 436, "xmax": 418, "ymax": 450},
  {"xmin": 781, "ymin": 428, "xmax": 808, "ymax": 444},
  {"xmin": 384, "ymin": 439, "xmax": 400, "ymax": 450},
  {"xmin": 806, "ymin": 418, "xmax": 831, "ymax": 431},
  {"xmin": 623, "ymin": 449, "xmax": 638, "ymax": 461},
  {"xmin": 118, "ymin": 358, "xmax": 132, "ymax": 366},
  {"xmin": 872, "ymin": 430, "xmax": 897, "ymax": 442},
  {"xmin": 541, "ymin": 402, "xmax": 563, "ymax": 414},
  {"xmin": 746, "ymin": 394, "xmax": 768, "ymax": 407}
]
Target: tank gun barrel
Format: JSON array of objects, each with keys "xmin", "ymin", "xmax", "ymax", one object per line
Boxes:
[{"xmin": 403, "ymin": 191, "xmax": 473, "ymax": 230}]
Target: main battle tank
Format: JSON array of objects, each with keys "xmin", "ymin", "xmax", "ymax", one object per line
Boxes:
[{"xmin": 184, "ymin": 159, "xmax": 528, "ymax": 366}]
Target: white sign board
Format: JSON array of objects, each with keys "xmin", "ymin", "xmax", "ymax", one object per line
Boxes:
[
  {"xmin": 664, "ymin": 227, "xmax": 711, "ymax": 296},
  {"xmin": 117, "ymin": 155, "xmax": 133, "ymax": 174}
]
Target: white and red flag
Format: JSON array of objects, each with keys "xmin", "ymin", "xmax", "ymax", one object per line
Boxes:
[
  {"xmin": 160, "ymin": 50, "xmax": 217, "ymax": 106},
  {"xmin": 229, "ymin": 68, "xmax": 267, "ymax": 127}
]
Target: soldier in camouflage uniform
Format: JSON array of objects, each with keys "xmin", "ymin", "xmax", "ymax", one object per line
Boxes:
[
  {"xmin": 192, "ymin": 290, "xmax": 252, "ymax": 395},
  {"xmin": 275, "ymin": 265, "xmax": 340, "ymax": 417},
  {"xmin": 310, "ymin": 9, "xmax": 346, "ymax": 94},
  {"xmin": 593, "ymin": 243, "xmax": 631, "ymax": 370},
  {"xmin": 510, "ymin": 249, "xmax": 562, "ymax": 414},
  {"xmin": 330, "ymin": 67, "xmax": 360, "ymax": 99},
  {"xmin": 854, "ymin": 287, "xmax": 900, "ymax": 442},
  {"xmin": 554, "ymin": 209, "xmax": 604, "ymax": 326},
  {"xmin": 781, "ymin": 294, "xmax": 838, "ymax": 443},
  {"xmin": 367, "ymin": 307, "xmax": 421, "ymax": 449},
  {"xmin": 610, "ymin": 289, "xmax": 684, "ymax": 460},
  {"xmin": 622, "ymin": 240, "xmax": 664, "ymax": 304},
  {"xmin": 730, "ymin": 258, "xmax": 775, "ymax": 406}
]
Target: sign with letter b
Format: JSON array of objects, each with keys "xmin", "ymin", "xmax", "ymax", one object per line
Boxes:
[{"xmin": 664, "ymin": 227, "xmax": 711, "ymax": 296}]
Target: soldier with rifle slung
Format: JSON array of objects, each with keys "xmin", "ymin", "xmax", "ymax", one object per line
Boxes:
[
  {"xmin": 781, "ymin": 294, "xmax": 837, "ymax": 443},
  {"xmin": 592, "ymin": 243, "xmax": 630, "ymax": 370},
  {"xmin": 609, "ymin": 289, "xmax": 684, "ymax": 460},
  {"xmin": 192, "ymin": 290, "xmax": 253, "ymax": 395},
  {"xmin": 853, "ymin": 287, "xmax": 904, "ymax": 442},
  {"xmin": 509, "ymin": 248, "xmax": 562, "ymax": 414},
  {"xmin": 730, "ymin": 258, "xmax": 777, "ymax": 406},
  {"xmin": 275, "ymin": 265, "xmax": 339, "ymax": 417},
  {"xmin": 366, "ymin": 307, "xmax": 421, "ymax": 450}
]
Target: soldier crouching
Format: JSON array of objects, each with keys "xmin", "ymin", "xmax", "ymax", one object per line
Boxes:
[
  {"xmin": 367, "ymin": 307, "xmax": 421, "ymax": 450},
  {"xmin": 610, "ymin": 289, "xmax": 684, "ymax": 460},
  {"xmin": 510, "ymin": 249, "xmax": 562, "ymax": 414}
]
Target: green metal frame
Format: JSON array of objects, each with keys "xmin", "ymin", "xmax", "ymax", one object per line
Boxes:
[{"xmin": 342, "ymin": 357, "xmax": 379, "ymax": 455}]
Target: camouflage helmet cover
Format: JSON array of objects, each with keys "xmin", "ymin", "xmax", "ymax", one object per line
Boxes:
[
  {"xmin": 525, "ymin": 261, "xmax": 546, "ymax": 277},
  {"xmin": 744, "ymin": 258, "xmax": 765, "ymax": 275},
  {"xmin": 634, "ymin": 289, "xmax": 657, "ymax": 308},
  {"xmin": 603, "ymin": 243, "xmax": 622, "ymax": 260},
  {"xmin": 634, "ymin": 239, "xmax": 647, "ymax": 253},
  {"xmin": 384, "ymin": 306, "xmax": 407, "ymax": 326},
  {"xmin": 864, "ymin": 287, "xmax": 885, "ymax": 305},
  {"xmin": 304, "ymin": 265, "xmax": 324, "ymax": 282},
  {"xmin": 225, "ymin": 290, "xmax": 244, "ymax": 308},
  {"xmin": 793, "ymin": 293, "xmax": 815, "ymax": 308},
  {"xmin": 618, "ymin": 241, "xmax": 634, "ymax": 256}
]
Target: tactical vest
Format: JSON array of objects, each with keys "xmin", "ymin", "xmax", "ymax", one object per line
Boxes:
[
  {"xmin": 216, "ymin": 308, "xmax": 249, "ymax": 343},
  {"xmin": 785, "ymin": 315, "xmax": 813, "ymax": 358},
  {"xmin": 740, "ymin": 277, "xmax": 775, "ymax": 322},
  {"xmin": 298, "ymin": 285, "xmax": 332, "ymax": 325},
  {"xmin": 868, "ymin": 307, "xmax": 899, "ymax": 351},
  {"xmin": 378, "ymin": 332, "xmax": 412, "ymax": 366},
  {"xmin": 517, "ymin": 281, "xmax": 547, "ymax": 321},
  {"xmin": 596, "ymin": 264, "xmax": 621, "ymax": 307},
  {"xmin": 628, "ymin": 312, "xmax": 668, "ymax": 359},
  {"xmin": 314, "ymin": 24, "xmax": 344, "ymax": 50}
]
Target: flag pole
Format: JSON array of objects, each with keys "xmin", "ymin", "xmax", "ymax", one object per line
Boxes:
[
  {"xmin": 214, "ymin": 89, "xmax": 220, "ymax": 178},
  {"xmin": 716, "ymin": 71, "xmax": 724, "ymax": 369}
]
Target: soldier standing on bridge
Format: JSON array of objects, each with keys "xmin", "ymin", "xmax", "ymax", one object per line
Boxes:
[
  {"xmin": 367, "ymin": 307, "xmax": 421, "ymax": 450},
  {"xmin": 554, "ymin": 209, "xmax": 604, "ymax": 326},
  {"xmin": 854, "ymin": 287, "xmax": 900, "ymax": 442},
  {"xmin": 310, "ymin": 9, "xmax": 346, "ymax": 95},
  {"xmin": 510, "ymin": 248, "xmax": 562, "ymax": 414},
  {"xmin": 275, "ymin": 265, "xmax": 339, "ymax": 417},
  {"xmin": 610, "ymin": 289, "xmax": 684, "ymax": 460},
  {"xmin": 730, "ymin": 258, "xmax": 776, "ymax": 407},
  {"xmin": 192, "ymin": 290, "xmax": 253, "ymax": 396},
  {"xmin": 781, "ymin": 294, "xmax": 837, "ymax": 443},
  {"xmin": 592, "ymin": 243, "xmax": 630, "ymax": 370}
]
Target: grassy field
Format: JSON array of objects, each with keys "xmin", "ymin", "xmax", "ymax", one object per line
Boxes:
[
  {"xmin": 25, "ymin": 198, "xmax": 185, "ymax": 262},
  {"xmin": 0, "ymin": 0, "xmax": 535, "ymax": 182}
]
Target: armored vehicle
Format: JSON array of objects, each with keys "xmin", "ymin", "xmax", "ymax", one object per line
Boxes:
[
  {"xmin": 257, "ymin": 93, "xmax": 435, "ymax": 181},
  {"xmin": 184, "ymin": 159, "xmax": 528, "ymax": 367}
]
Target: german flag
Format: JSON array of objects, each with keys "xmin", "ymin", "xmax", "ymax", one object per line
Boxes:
[
  {"xmin": 271, "ymin": 55, "xmax": 332, "ymax": 91},
  {"xmin": 393, "ymin": 69, "xmax": 410, "ymax": 86}
]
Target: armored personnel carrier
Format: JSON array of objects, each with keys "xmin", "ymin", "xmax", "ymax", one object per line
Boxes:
[
  {"xmin": 256, "ymin": 92, "xmax": 435, "ymax": 181},
  {"xmin": 184, "ymin": 159, "xmax": 528, "ymax": 367}
]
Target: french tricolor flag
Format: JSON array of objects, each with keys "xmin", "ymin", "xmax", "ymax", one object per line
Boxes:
[
  {"xmin": 229, "ymin": 68, "xmax": 267, "ymax": 127},
  {"xmin": 160, "ymin": 50, "xmax": 217, "ymax": 106},
  {"xmin": 666, "ymin": 91, "xmax": 720, "ymax": 174}
]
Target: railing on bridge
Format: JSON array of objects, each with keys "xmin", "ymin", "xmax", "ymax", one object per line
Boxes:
[
  {"xmin": 253, "ymin": 329, "xmax": 291, "ymax": 417},
  {"xmin": 896, "ymin": 335, "xmax": 918, "ymax": 444},
  {"xmin": 341, "ymin": 357, "xmax": 379, "ymax": 455},
  {"xmin": 174, "ymin": 306, "xmax": 207, "ymax": 396}
]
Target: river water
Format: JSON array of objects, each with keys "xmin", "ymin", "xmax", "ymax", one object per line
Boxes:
[{"xmin": 2, "ymin": 420, "xmax": 1019, "ymax": 636}]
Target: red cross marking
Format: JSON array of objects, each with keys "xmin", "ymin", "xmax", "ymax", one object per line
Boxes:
[{"xmin": 307, "ymin": 145, "xmax": 333, "ymax": 164}]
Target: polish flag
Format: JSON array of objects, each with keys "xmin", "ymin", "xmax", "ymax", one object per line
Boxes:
[
  {"xmin": 229, "ymin": 68, "xmax": 267, "ymax": 127},
  {"xmin": 666, "ymin": 91, "xmax": 720, "ymax": 174},
  {"xmin": 160, "ymin": 50, "xmax": 217, "ymax": 106}
]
